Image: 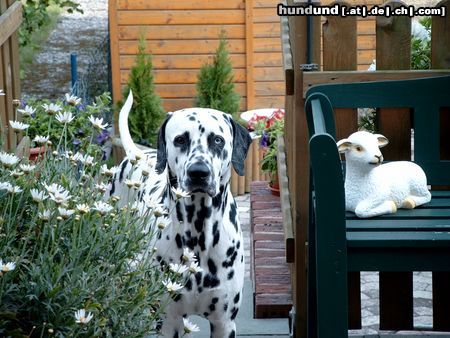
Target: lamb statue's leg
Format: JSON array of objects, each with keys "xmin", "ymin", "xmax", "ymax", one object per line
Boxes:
[
  {"xmin": 355, "ymin": 200, "xmax": 397, "ymax": 218},
  {"xmin": 402, "ymin": 191, "xmax": 432, "ymax": 209}
]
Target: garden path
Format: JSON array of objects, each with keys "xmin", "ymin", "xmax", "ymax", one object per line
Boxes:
[{"xmin": 21, "ymin": 0, "xmax": 108, "ymax": 100}]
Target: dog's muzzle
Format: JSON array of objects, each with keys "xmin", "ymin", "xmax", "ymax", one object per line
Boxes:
[{"xmin": 185, "ymin": 162, "xmax": 215, "ymax": 196}]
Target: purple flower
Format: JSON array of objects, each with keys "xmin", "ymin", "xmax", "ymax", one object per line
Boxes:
[
  {"xmin": 72, "ymin": 138, "xmax": 81, "ymax": 146},
  {"xmin": 260, "ymin": 133, "xmax": 269, "ymax": 148},
  {"xmin": 96, "ymin": 129, "xmax": 110, "ymax": 145}
]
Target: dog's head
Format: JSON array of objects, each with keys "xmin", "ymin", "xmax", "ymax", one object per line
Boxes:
[{"xmin": 156, "ymin": 108, "xmax": 252, "ymax": 197}]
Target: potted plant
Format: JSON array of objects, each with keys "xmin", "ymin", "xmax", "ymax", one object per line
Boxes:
[{"xmin": 249, "ymin": 109, "xmax": 285, "ymax": 195}]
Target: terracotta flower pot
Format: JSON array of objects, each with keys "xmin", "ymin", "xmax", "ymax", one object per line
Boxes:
[
  {"xmin": 268, "ymin": 172, "xmax": 280, "ymax": 196},
  {"xmin": 29, "ymin": 146, "xmax": 46, "ymax": 161}
]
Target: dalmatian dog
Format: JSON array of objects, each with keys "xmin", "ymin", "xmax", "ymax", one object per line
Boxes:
[{"xmin": 109, "ymin": 92, "xmax": 252, "ymax": 337}]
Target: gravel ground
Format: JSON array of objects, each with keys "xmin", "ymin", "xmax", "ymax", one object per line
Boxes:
[{"xmin": 21, "ymin": 0, "xmax": 108, "ymax": 100}]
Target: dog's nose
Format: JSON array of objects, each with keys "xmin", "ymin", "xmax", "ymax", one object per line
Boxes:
[{"xmin": 187, "ymin": 162, "xmax": 210, "ymax": 180}]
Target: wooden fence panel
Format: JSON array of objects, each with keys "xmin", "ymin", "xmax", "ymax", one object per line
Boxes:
[{"xmin": 0, "ymin": 0, "xmax": 21, "ymax": 151}]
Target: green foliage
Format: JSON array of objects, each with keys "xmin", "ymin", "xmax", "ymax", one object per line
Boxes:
[
  {"xmin": 195, "ymin": 34, "xmax": 241, "ymax": 118},
  {"xmin": 18, "ymin": 92, "xmax": 111, "ymax": 155},
  {"xmin": 0, "ymin": 105, "xmax": 185, "ymax": 336},
  {"xmin": 19, "ymin": 0, "xmax": 83, "ymax": 49},
  {"xmin": 411, "ymin": 17, "xmax": 431, "ymax": 70},
  {"xmin": 119, "ymin": 37, "xmax": 165, "ymax": 147}
]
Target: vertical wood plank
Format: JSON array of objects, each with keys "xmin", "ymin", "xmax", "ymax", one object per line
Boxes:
[
  {"xmin": 238, "ymin": 172, "xmax": 245, "ymax": 195},
  {"xmin": 245, "ymin": 144, "xmax": 253, "ymax": 192},
  {"xmin": 6, "ymin": 0, "xmax": 20, "ymax": 104},
  {"xmin": 231, "ymin": 169, "xmax": 239, "ymax": 196},
  {"xmin": 245, "ymin": 0, "xmax": 254, "ymax": 110},
  {"xmin": 109, "ymin": 0, "xmax": 121, "ymax": 129},
  {"xmin": 376, "ymin": 0, "xmax": 412, "ymax": 161},
  {"xmin": 322, "ymin": 5, "xmax": 360, "ymax": 329},
  {"xmin": 431, "ymin": 1, "xmax": 450, "ymax": 330},
  {"xmin": 0, "ymin": 47, "xmax": 6, "ymax": 150},
  {"xmin": 376, "ymin": 2, "xmax": 413, "ymax": 331},
  {"xmin": 0, "ymin": 0, "xmax": 14, "ymax": 150},
  {"xmin": 323, "ymin": 2, "xmax": 358, "ymax": 142},
  {"xmin": 252, "ymin": 138, "xmax": 260, "ymax": 182}
]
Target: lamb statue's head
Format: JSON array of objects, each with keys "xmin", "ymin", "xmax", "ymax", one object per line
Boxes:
[{"xmin": 337, "ymin": 131, "xmax": 389, "ymax": 166}]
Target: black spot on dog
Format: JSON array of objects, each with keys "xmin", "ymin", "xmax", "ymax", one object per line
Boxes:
[
  {"xmin": 209, "ymin": 303, "xmax": 216, "ymax": 312},
  {"xmin": 224, "ymin": 303, "xmax": 228, "ymax": 311},
  {"xmin": 212, "ymin": 297, "xmax": 219, "ymax": 304},
  {"xmin": 230, "ymin": 307, "xmax": 239, "ymax": 320},
  {"xmin": 166, "ymin": 235, "xmax": 170, "ymax": 241},
  {"xmin": 175, "ymin": 234, "xmax": 183, "ymax": 249},
  {"xmin": 149, "ymin": 185, "xmax": 159, "ymax": 196},
  {"xmin": 223, "ymin": 246, "xmax": 238, "ymax": 268},
  {"xmin": 195, "ymin": 272, "xmax": 202, "ymax": 285},
  {"xmin": 222, "ymin": 149, "xmax": 228, "ymax": 160},
  {"xmin": 203, "ymin": 274, "xmax": 220, "ymax": 288},
  {"xmin": 173, "ymin": 332, "xmax": 179, "ymax": 338},
  {"xmin": 119, "ymin": 159, "xmax": 129, "ymax": 182},
  {"xmin": 194, "ymin": 198, "xmax": 212, "ymax": 233},
  {"xmin": 212, "ymin": 222, "xmax": 220, "ymax": 247},
  {"xmin": 229, "ymin": 330, "xmax": 236, "ymax": 338},
  {"xmin": 228, "ymin": 270, "xmax": 235, "ymax": 280},
  {"xmin": 185, "ymin": 279, "xmax": 192, "ymax": 291},
  {"xmin": 234, "ymin": 292, "xmax": 240, "ymax": 304},
  {"xmin": 176, "ymin": 203, "xmax": 183, "ymax": 223},
  {"xmin": 208, "ymin": 259, "xmax": 217, "ymax": 275},
  {"xmin": 189, "ymin": 116, "xmax": 196, "ymax": 121},
  {"xmin": 212, "ymin": 185, "xmax": 224, "ymax": 209},
  {"xmin": 229, "ymin": 202, "xmax": 238, "ymax": 231},
  {"xmin": 199, "ymin": 232, "xmax": 206, "ymax": 251},
  {"xmin": 173, "ymin": 293, "xmax": 182, "ymax": 302},
  {"xmin": 157, "ymin": 232, "xmax": 162, "ymax": 240},
  {"xmin": 185, "ymin": 204, "xmax": 195, "ymax": 223}
]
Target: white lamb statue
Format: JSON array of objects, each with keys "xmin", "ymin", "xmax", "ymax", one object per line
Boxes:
[{"xmin": 337, "ymin": 131, "xmax": 431, "ymax": 218}]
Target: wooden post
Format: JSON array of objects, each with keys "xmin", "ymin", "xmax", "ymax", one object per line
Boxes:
[
  {"xmin": 287, "ymin": 0, "xmax": 321, "ymax": 336},
  {"xmin": 252, "ymin": 138, "xmax": 260, "ymax": 182},
  {"xmin": 431, "ymin": 0, "xmax": 450, "ymax": 330},
  {"xmin": 245, "ymin": 0, "xmax": 254, "ymax": 110},
  {"xmin": 376, "ymin": 0, "xmax": 413, "ymax": 330}
]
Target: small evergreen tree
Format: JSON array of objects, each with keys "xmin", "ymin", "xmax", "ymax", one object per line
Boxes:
[
  {"xmin": 195, "ymin": 34, "xmax": 240, "ymax": 117},
  {"xmin": 119, "ymin": 35, "xmax": 165, "ymax": 147}
]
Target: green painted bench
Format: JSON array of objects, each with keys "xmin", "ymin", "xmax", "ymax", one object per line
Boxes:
[{"xmin": 305, "ymin": 75, "xmax": 450, "ymax": 337}]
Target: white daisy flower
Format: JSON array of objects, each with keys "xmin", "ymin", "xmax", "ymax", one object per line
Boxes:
[
  {"xmin": 93, "ymin": 201, "xmax": 113, "ymax": 215},
  {"xmin": 183, "ymin": 318, "xmax": 200, "ymax": 334},
  {"xmin": 9, "ymin": 120, "xmax": 30, "ymax": 132},
  {"xmin": 43, "ymin": 183, "xmax": 65, "ymax": 195},
  {"xmin": 171, "ymin": 187, "xmax": 191, "ymax": 200},
  {"xmin": 33, "ymin": 135, "xmax": 50, "ymax": 145},
  {"xmin": 0, "ymin": 259, "xmax": 16, "ymax": 272},
  {"xmin": 17, "ymin": 105, "xmax": 36, "ymax": 117},
  {"xmin": 38, "ymin": 210, "xmax": 51, "ymax": 221},
  {"xmin": 162, "ymin": 279, "xmax": 183, "ymax": 293},
  {"xmin": 188, "ymin": 261, "xmax": 203, "ymax": 274},
  {"xmin": 7, "ymin": 185, "xmax": 23, "ymax": 194},
  {"xmin": 55, "ymin": 111, "xmax": 74, "ymax": 124},
  {"xmin": 95, "ymin": 183, "xmax": 108, "ymax": 193},
  {"xmin": 65, "ymin": 93, "xmax": 82, "ymax": 106},
  {"xmin": 100, "ymin": 164, "xmax": 119, "ymax": 177},
  {"xmin": 182, "ymin": 248, "xmax": 197, "ymax": 263},
  {"xmin": 10, "ymin": 170, "xmax": 23, "ymax": 178},
  {"xmin": 42, "ymin": 103, "xmax": 62, "ymax": 115},
  {"xmin": 0, "ymin": 152, "xmax": 20, "ymax": 168},
  {"xmin": 76, "ymin": 203, "xmax": 90, "ymax": 214},
  {"xmin": 58, "ymin": 207, "xmax": 75, "ymax": 219},
  {"xmin": 30, "ymin": 189, "xmax": 47, "ymax": 202},
  {"xmin": 19, "ymin": 164, "xmax": 36, "ymax": 173},
  {"xmin": 74, "ymin": 309, "xmax": 93, "ymax": 324},
  {"xmin": 72, "ymin": 152, "xmax": 95, "ymax": 166},
  {"xmin": 169, "ymin": 263, "xmax": 189, "ymax": 275},
  {"xmin": 0, "ymin": 181, "xmax": 13, "ymax": 191},
  {"xmin": 88, "ymin": 116, "xmax": 108, "ymax": 130},
  {"xmin": 49, "ymin": 190, "xmax": 71, "ymax": 205}
]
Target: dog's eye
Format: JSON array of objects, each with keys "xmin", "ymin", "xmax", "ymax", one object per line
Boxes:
[
  {"xmin": 355, "ymin": 146, "xmax": 363, "ymax": 152},
  {"xmin": 214, "ymin": 136, "xmax": 224, "ymax": 145},
  {"xmin": 174, "ymin": 136, "xmax": 185, "ymax": 145}
]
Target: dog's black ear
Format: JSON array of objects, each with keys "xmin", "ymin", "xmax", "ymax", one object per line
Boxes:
[
  {"xmin": 230, "ymin": 118, "xmax": 253, "ymax": 176},
  {"xmin": 156, "ymin": 114, "xmax": 172, "ymax": 174}
]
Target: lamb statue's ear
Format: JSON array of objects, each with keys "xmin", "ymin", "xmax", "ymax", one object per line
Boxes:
[
  {"xmin": 337, "ymin": 139, "xmax": 352, "ymax": 153},
  {"xmin": 375, "ymin": 134, "xmax": 389, "ymax": 148}
]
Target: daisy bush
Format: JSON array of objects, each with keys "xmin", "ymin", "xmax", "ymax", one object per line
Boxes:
[{"xmin": 0, "ymin": 94, "xmax": 187, "ymax": 337}]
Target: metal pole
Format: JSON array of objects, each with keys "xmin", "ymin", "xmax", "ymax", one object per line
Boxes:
[{"xmin": 71, "ymin": 52, "xmax": 78, "ymax": 95}]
